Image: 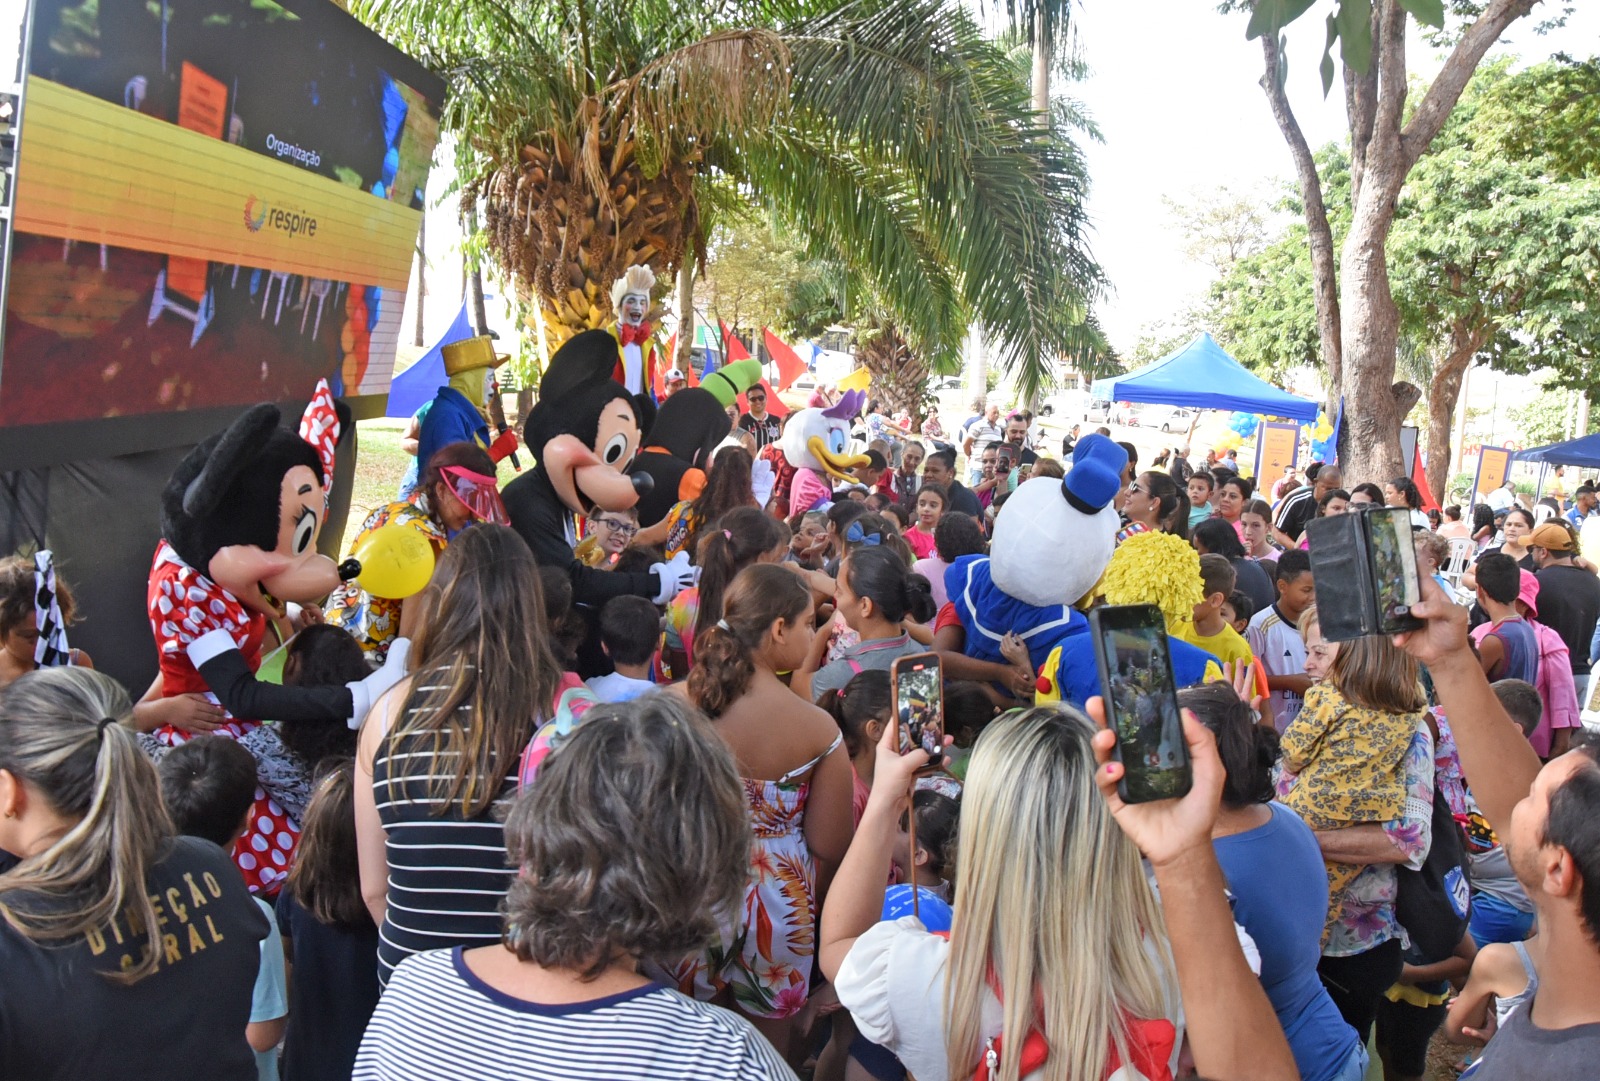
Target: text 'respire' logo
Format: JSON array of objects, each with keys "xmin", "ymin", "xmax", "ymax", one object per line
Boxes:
[
  {"xmin": 243, "ymin": 195, "xmax": 268, "ymax": 232},
  {"xmin": 243, "ymin": 195, "xmax": 318, "ymax": 239}
]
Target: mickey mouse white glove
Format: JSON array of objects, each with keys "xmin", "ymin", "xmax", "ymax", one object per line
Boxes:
[
  {"xmin": 650, "ymin": 551, "xmax": 700, "ymax": 604},
  {"xmin": 347, "ymin": 637, "xmax": 411, "ymax": 729}
]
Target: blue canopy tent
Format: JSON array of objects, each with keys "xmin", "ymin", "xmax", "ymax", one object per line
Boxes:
[
  {"xmin": 1516, "ymin": 434, "xmax": 1600, "ymax": 470},
  {"xmin": 1090, "ymin": 332, "xmax": 1320, "ymax": 424},
  {"xmin": 386, "ymin": 301, "xmax": 474, "ymax": 419}
]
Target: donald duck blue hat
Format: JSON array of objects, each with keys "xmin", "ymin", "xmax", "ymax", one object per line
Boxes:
[{"xmin": 1062, "ymin": 434, "xmax": 1128, "ymax": 513}]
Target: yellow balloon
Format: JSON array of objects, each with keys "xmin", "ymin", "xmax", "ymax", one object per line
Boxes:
[{"xmin": 351, "ymin": 522, "xmax": 436, "ymax": 599}]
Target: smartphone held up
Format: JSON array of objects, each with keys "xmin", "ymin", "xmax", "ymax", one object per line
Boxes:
[
  {"xmin": 1089, "ymin": 604, "xmax": 1192, "ymax": 804},
  {"xmin": 890, "ymin": 652, "xmax": 944, "ymax": 773},
  {"xmin": 1306, "ymin": 505, "xmax": 1424, "ymax": 642}
]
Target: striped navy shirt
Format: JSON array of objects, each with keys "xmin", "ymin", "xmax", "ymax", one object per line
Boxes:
[
  {"xmin": 353, "ymin": 948, "xmax": 798, "ymax": 1080},
  {"xmin": 371, "ymin": 716, "xmax": 521, "ymax": 987}
]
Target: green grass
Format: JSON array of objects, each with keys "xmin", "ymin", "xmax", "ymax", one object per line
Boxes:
[{"xmin": 341, "ymin": 419, "xmax": 413, "ymax": 555}]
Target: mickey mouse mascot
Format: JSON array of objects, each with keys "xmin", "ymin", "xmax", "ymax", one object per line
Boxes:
[
  {"xmin": 502, "ymin": 329, "xmax": 696, "ymax": 610},
  {"xmin": 148, "ymin": 380, "xmax": 411, "ymax": 892}
]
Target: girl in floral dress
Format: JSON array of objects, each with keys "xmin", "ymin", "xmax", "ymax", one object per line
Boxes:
[{"xmin": 678, "ymin": 564, "xmax": 855, "ymax": 1062}]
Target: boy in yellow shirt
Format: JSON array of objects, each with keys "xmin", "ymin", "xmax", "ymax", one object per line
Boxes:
[{"xmin": 1175, "ymin": 554, "xmax": 1268, "ymax": 697}]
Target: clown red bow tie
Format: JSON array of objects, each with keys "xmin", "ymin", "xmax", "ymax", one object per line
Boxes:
[{"xmin": 618, "ymin": 323, "xmax": 652, "ymax": 347}]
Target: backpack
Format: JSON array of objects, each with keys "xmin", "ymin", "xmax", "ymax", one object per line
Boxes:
[{"xmin": 1395, "ymin": 788, "xmax": 1472, "ymax": 963}]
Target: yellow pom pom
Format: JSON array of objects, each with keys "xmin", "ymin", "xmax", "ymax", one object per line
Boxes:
[{"xmin": 1100, "ymin": 532, "xmax": 1204, "ymax": 630}]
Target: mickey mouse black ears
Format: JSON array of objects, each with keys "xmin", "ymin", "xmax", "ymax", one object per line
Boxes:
[{"xmin": 182, "ymin": 404, "xmax": 281, "ymax": 519}]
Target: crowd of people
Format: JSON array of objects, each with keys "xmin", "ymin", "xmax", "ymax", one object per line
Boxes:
[{"xmin": 4, "ymin": 390, "xmax": 1600, "ymax": 1081}]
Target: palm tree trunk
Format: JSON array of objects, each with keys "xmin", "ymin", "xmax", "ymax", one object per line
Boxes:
[
  {"xmin": 1031, "ymin": 20, "xmax": 1050, "ymax": 118},
  {"xmin": 412, "ymin": 210, "xmax": 427, "ymax": 347},
  {"xmin": 676, "ymin": 259, "xmax": 696, "ymax": 368},
  {"xmin": 464, "ymin": 204, "xmax": 489, "ymax": 335}
]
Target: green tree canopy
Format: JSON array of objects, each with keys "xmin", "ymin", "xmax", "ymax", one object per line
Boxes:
[
  {"xmin": 353, "ymin": 0, "xmax": 1105, "ymax": 399},
  {"xmin": 1207, "ymin": 57, "xmax": 1600, "ymax": 494}
]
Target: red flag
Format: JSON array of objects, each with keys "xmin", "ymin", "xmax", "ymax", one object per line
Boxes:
[
  {"xmin": 1412, "ymin": 451, "xmax": 1439, "ymax": 512},
  {"xmin": 763, "ymin": 327, "xmax": 807, "ymax": 390},
  {"xmin": 720, "ymin": 322, "xmax": 753, "ymax": 361},
  {"xmin": 655, "ymin": 335, "xmax": 672, "ymax": 399}
]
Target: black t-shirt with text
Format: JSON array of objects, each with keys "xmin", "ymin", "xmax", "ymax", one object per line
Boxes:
[
  {"xmin": 738, "ymin": 412, "xmax": 783, "ymax": 450},
  {"xmin": 1535, "ymin": 563, "xmax": 1600, "ymax": 675},
  {"xmin": 0, "ymin": 836, "xmax": 266, "ymax": 1081}
]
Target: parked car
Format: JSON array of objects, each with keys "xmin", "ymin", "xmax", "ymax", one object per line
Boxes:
[
  {"xmin": 1038, "ymin": 389, "xmax": 1087, "ymax": 418},
  {"xmin": 1135, "ymin": 405, "xmax": 1198, "ymax": 433}
]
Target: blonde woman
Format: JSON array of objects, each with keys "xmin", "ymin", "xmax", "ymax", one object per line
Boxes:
[
  {"xmin": 1298, "ymin": 604, "xmax": 1339, "ymax": 683},
  {"xmin": 0, "ymin": 668, "xmax": 267, "ymax": 1079},
  {"xmin": 820, "ymin": 703, "xmax": 1296, "ymax": 1081}
]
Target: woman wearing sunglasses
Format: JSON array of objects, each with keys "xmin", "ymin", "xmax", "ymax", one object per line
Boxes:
[
  {"xmin": 575, "ymin": 506, "xmax": 639, "ymax": 569},
  {"xmin": 327, "ymin": 442, "xmax": 509, "ymax": 662}
]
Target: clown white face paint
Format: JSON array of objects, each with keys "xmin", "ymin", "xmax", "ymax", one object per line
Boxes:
[{"xmin": 619, "ymin": 292, "xmax": 649, "ymax": 327}]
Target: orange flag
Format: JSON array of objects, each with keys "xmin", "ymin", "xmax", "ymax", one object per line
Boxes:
[{"xmin": 763, "ymin": 327, "xmax": 807, "ymax": 390}]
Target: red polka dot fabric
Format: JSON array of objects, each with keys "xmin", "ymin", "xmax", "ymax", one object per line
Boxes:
[{"xmin": 148, "ymin": 542, "xmax": 291, "ymax": 893}]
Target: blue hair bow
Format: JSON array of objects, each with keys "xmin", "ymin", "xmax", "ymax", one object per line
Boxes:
[{"xmin": 845, "ymin": 521, "xmax": 882, "ymax": 546}]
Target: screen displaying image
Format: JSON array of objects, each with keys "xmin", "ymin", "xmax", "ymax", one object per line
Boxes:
[
  {"xmin": 895, "ymin": 659, "xmax": 943, "ymax": 758},
  {"xmin": 1101, "ymin": 624, "xmax": 1187, "ymax": 801},
  {"xmin": 2, "ymin": 0, "xmax": 443, "ymax": 429},
  {"xmin": 1369, "ymin": 507, "xmax": 1421, "ymax": 629}
]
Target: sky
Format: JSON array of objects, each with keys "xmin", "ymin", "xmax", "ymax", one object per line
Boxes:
[{"xmin": 1070, "ymin": 2, "xmax": 1600, "ymax": 355}]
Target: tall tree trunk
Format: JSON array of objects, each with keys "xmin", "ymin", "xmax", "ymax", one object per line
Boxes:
[
  {"xmin": 1338, "ymin": 168, "xmax": 1407, "ymax": 484},
  {"xmin": 1028, "ymin": 21, "xmax": 1050, "ymax": 412},
  {"xmin": 464, "ymin": 204, "xmax": 489, "ymax": 336},
  {"xmin": 1260, "ymin": 33, "xmax": 1343, "ymax": 402},
  {"xmin": 412, "ymin": 210, "xmax": 427, "ymax": 348},
  {"xmin": 1255, "ymin": 0, "xmax": 1540, "ymax": 459},
  {"xmin": 1425, "ymin": 314, "xmax": 1492, "ymax": 503},
  {"xmin": 1031, "ymin": 20, "xmax": 1050, "ymax": 119},
  {"xmin": 675, "ymin": 259, "xmax": 695, "ymax": 367}
]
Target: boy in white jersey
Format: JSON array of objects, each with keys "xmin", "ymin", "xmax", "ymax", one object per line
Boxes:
[{"xmin": 1246, "ymin": 549, "xmax": 1315, "ymax": 731}]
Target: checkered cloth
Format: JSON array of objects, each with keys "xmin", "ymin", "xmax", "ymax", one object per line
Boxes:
[{"xmin": 33, "ymin": 550, "xmax": 71, "ymax": 667}]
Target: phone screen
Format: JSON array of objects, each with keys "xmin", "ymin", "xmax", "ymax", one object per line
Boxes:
[
  {"xmin": 1090, "ymin": 605, "xmax": 1191, "ymax": 803},
  {"xmin": 1367, "ymin": 507, "xmax": 1423, "ymax": 634},
  {"xmin": 892, "ymin": 653, "xmax": 944, "ymax": 764}
]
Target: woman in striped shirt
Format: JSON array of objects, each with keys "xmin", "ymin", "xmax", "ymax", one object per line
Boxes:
[
  {"xmin": 354, "ymin": 524, "xmax": 564, "ymax": 986},
  {"xmin": 353, "ymin": 695, "xmax": 796, "ymax": 1081}
]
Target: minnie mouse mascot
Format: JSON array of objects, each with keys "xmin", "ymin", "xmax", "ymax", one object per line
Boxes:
[{"xmin": 148, "ymin": 380, "xmax": 410, "ymax": 892}]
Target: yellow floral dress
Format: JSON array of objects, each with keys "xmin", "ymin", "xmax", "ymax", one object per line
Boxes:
[
  {"xmin": 1280, "ymin": 682, "xmax": 1421, "ymax": 934},
  {"xmin": 674, "ymin": 735, "xmax": 842, "ymax": 1019}
]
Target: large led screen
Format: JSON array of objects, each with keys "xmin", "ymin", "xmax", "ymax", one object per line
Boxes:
[{"xmin": 1, "ymin": 0, "xmax": 443, "ymax": 429}]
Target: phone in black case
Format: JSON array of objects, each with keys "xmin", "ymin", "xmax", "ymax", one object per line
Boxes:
[{"xmin": 1089, "ymin": 604, "xmax": 1192, "ymax": 804}]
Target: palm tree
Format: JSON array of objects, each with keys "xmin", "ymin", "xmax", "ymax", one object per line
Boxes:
[{"xmin": 352, "ymin": 0, "xmax": 1102, "ymax": 398}]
